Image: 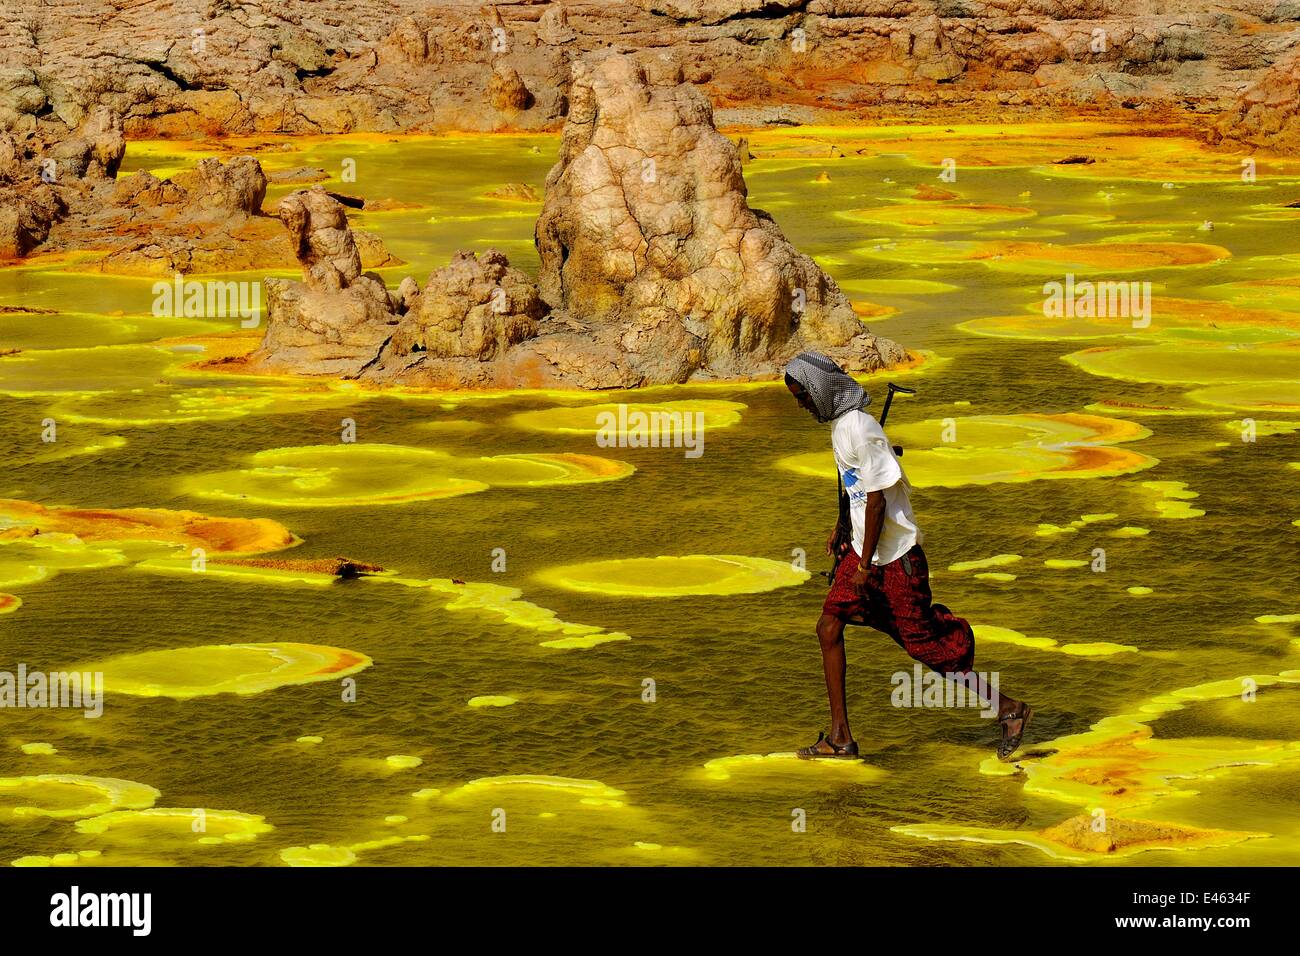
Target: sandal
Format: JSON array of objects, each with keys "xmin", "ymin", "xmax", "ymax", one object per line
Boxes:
[
  {"xmin": 796, "ymin": 730, "xmax": 860, "ymax": 760},
  {"xmin": 997, "ymin": 702, "xmax": 1034, "ymax": 760}
]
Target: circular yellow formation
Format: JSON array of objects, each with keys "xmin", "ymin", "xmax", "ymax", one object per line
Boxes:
[
  {"xmin": 857, "ymin": 239, "xmax": 1230, "ymax": 274},
  {"xmin": 842, "ymin": 204, "xmax": 1036, "ymax": 229},
  {"xmin": 0, "ymin": 534, "xmax": 127, "ymax": 590},
  {"xmin": 509, "ymin": 400, "xmax": 745, "ymax": 436},
  {"xmin": 441, "ymin": 775, "xmax": 629, "ymax": 809},
  {"xmin": 1064, "ymin": 342, "xmax": 1300, "ymax": 386},
  {"xmin": 1187, "ymin": 381, "xmax": 1300, "ymax": 413},
  {"xmin": 183, "ymin": 444, "xmax": 635, "ymax": 507},
  {"xmin": 0, "ymin": 344, "xmax": 181, "ymax": 397},
  {"xmin": 960, "ymin": 297, "xmax": 1300, "ymax": 343},
  {"xmin": 52, "ymin": 384, "xmax": 352, "ymax": 427},
  {"xmin": 0, "ymin": 498, "xmax": 296, "ymax": 558},
  {"xmin": 11, "ymin": 850, "xmax": 103, "ymax": 867},
  {"xmin": 779, "ymin": 413, "xmax": 1155, "ymax": 489},
  {"xmin": 975, "ymin": 240, "xmax": 1231, "ymax": 276},
  {"xmin": 697, "ymin": 752, "xmax": 887, "ymax": 784},
  {"xmin": 78, "ymin": 642, "xmax": 372, "ymax": 698},
  {"xmin": 948, "ymin": 554, "xmax": 1022, "ymax": 572},
  {"xmin": 74, "ymin": 808, "xmax": 273, "ymax": 844},
  {"xmin": 0, "ymin": 775, "xmax": 160, "ymax": 821},
  {"xmin": 281, "ymin": 844, "xmax": 357, "ymax": 867},
  {"xmin": 535, "ymin": 555, "xmax": 810, "ymax": 598},
  {"xmin": 838, "ymin": 279, "xmax": 960, "ymax": 296}
]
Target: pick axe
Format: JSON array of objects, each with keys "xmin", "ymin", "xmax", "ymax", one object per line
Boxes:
[{"xmin": 879, "ymin": 381, "xmax": 915, "ymax": 456}]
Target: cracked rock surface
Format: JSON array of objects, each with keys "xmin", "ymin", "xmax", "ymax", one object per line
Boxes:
[
  {"xmin": 245, "ymin": 55, "xmax": 907, "ymax": 390},
  {"xmin": 0, "ymin": 1, "xmax": 1296, "ymax": 153}
]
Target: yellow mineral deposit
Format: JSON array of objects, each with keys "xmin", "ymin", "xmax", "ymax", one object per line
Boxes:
[
  {"xmin": 1187, "ymin": 380, "xmax": 1300, "ymax": 413},
  {"xmin": 841, "ymin": 204, "xmax": 1037, "ymax": 229},
  {"xmin": 384, "ymin": 756, "xmax": 423, "ymax": 770},
  {"xmin": 778, "ymin": 413, "xmax": 1156, "ymax": 488},
  {"xmin": 960, "ymin": 296, "xmax": 1300, "ymax": 342},
  {"xmin": 972, "ymin": 625, "xmax": 1138, "ymax": 657},
  {"xmin": 838, "ymin": 279, "xmax": 960, "ymax": 297},
  {"xmin": 0, "ymin": 499, "xmax": 296, "ymax": 556},
  {"xmin": 50, "ymin": 383, "xmax": 354, "ymax": 427},
  {"xmin": 947, "ymin": 555, "xmax": 1023, "ymax": 572},
  {"xmin": 0, "ymin": 775, "xmax": 160, "ymax": 821},
  {"xmin": 440, "ymin": 775, "xmax": 633, "ymax": 813},
  {"xmin": 0, "ymin": 534, "xmax": 127, "ymax": 590},
  {"xmin": 278, "ymin": 833, "xmax": 431, "ymax": 867},
  {"xmin": 891, "ymin": 816, "xmax": 1266, "ymax": 863},
  {"xmin": 11, "ymin": 850, "xmax": 104, "ymax": 868},
  {"xmin": 508, "ymin": 400, "xmax": 745, "ymax": 437},
  {"xmin": 1255, "ymin": 613, "xmax": 1300, "ymax": 625},
  {"xmin": 989, "ymin": 672, "xmax": 1300, "ymax": 812},
  {"xmin": 1065, "ymin": 341, "xmax": 1299, "ymax": 387},
  {"xmin": 467, "ymin": 696, "xmax": 519, "ymax": 708},
  {"xmin": 1140, "ymin": 481, "xmax": 1207, "ymax": 520},
  {"xmin": 182, "ymin": 444, "xmax": 634, "ymax": 507},
  {"xmin": 386, "ymin": 576, "xmax": 632, "ymax": 649},
  {"xmin": 534, "ymin": 555, "xmax": 811, "ymax": 598},
  {"xmin": 74, "ymin": 808, "xmax": 274, "ymax": 845},
  {"xmin": 695, "ymin": 753, "xmax": 887, "ymax": 785},
  {"xmin": 78, "ymin": 643, "xmax": 372, "ymax": 698},
  {"xmin": 4, "ymin": 118, "xmax": 1298, "ymax": 868}
]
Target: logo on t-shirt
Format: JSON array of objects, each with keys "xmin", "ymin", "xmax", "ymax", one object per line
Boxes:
[{"xmin": 842, "ymin": 467, "xmax": 867, "ymax": 504}]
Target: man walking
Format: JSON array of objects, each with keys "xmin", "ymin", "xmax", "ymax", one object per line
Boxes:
[{"xmin": 783, "ymin": 351, "xmax": 1032, "ymax": 760}]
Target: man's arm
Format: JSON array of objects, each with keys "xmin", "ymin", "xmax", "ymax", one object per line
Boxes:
[
  {"xmin": 827, "ymin": 488, "xmax": 851, "ymax": 556},
  {"xmin": 850, "ymin": 490, "xmax": 886, "ymax": 588}
]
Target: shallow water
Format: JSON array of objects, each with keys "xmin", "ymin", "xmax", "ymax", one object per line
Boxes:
[{"xmin": 1, "ymin": 125, "xmax": 1298, "ymax": 866}]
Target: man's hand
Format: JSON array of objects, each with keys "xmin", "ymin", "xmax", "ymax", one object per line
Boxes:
[{"xmin": 849, "ymin": 563, "xmax": 872, "ymax": 592}]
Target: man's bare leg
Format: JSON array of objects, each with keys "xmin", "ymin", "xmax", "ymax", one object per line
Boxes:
[
  {"xmin": 956, "ymin": 672, "xmax": 1032, "ymax": 757},
  {"xmin": 961, "ymin": 673, "xmax": 1027, "ymax": 723},
  {"xmin": 815, "ymin": 612, "xmax": 853, "ymax": 746}
]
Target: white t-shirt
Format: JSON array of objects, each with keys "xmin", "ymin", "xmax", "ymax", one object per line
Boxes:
[{"xmin": 830, "ymin": 409, "xmax": 922, "ymax": 566}]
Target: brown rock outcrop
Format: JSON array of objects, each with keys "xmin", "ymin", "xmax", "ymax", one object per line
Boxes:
[
  {"xmin": 246, "ymin": 54, "xmax": 907, "ymax": 390},
  {"xmin": 1214, "ymin": 47, "xmax": 1300, "ymax": 154},
  {"xmin": 178, "ymin": 157, "xmax": 269, "ymax": 217},
  {"xmin": 534, "ymin": 51, "xmax": 899, "ymax": 378},
  {"xmin": 0, "ymin": 143, "xmax": 398, "ymax": 276},
  {"xmin": 279, "ymin": 186, "xmax": 365, "ymax": 291},
  {"xmin": 390, "ymin": 249, "xmax": 542, "ymax": 361},
  {"xmin": 0, "ymin": 108, "xmax": 120, "ymax": 258},
  {"xmin": 0, "ymin": 176, "xmax": 64, "ymax": 259},
  {"xmin": 1, "ymin": 1, "xmax": 1296, "ymax": 154},
  {"xmin": 47, "ymin": 107, "xmax": 125, "ymax": 180},
  {"xmin": 487, "ymin": 65, "xmax": 532, "ymax": 112},
  {"xmin": 249, "ymin": 187, "xmax": 402, "ymax": 376}
]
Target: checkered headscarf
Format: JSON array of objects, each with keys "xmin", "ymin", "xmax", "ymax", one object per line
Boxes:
[{"xmin": 784, "ymin": 351, "xmax": 870, "ymax": 423}]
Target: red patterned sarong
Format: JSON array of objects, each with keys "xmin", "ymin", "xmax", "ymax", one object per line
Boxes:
[{"xmin": 822, "ymin": 544, "xmax": 975, "ymax": 674}]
